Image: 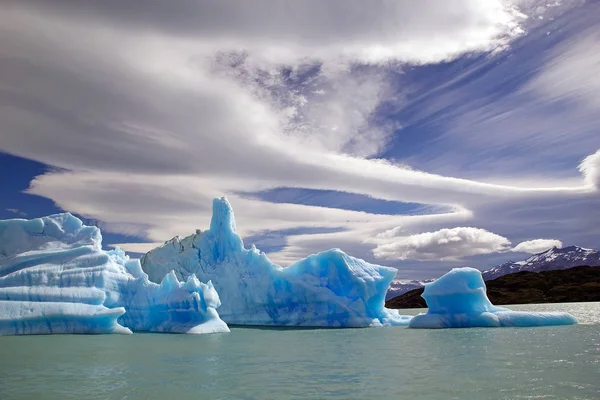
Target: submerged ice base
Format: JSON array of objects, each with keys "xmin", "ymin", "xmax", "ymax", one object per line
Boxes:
[
  {"xmin": 0, "ymin": 214, "xmax": 229, "ymax": 335},
  {"xmin": 142, "ymin": 197, "xmax": 412, "ymax": 327},
  {"xmin": 408, "ymin": 267, "xmax": 577, "ymax": 329}
]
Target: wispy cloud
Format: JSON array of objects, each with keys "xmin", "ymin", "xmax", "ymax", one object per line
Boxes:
[
  {"xmin": 529, "ymin": 25, "xmax": 600, "ymax": 111},
  {"xmin": 5, "ymin": 208, "xmax": 27, "ymax": 217}
]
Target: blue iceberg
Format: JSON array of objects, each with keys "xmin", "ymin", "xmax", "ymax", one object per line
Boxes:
[
  {"xmin": 0, "ymin": 214, "xmax": 229, "ymax": 335},
  {"xmin": 141, "ymin": 197, "xmax": 412, "ymax": 327},
  {"xmin": 408, "ymin": 267, "xmax": 577, "ymax": 329}
]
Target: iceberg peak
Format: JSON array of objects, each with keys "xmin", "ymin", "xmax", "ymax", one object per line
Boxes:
[
  {"xmin": 206, "ymin": 197, "xmax": 244, "ymax": 259},
  {"xmin": 210, "ymin": 197, "xmax": 238, "ymax": 236}
]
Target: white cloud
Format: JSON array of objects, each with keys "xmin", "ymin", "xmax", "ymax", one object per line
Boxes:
[
  {"xmin": 109, "ymin": 243, "xmax": 164, "ymax": 254},
  {"xmin": 212, "ymin": 56, "xmax": 398, "ymax": 158},
  {"xmin": 512, "ymin": 239, "xmax": 562, "ymax": 254},
  {"xmin": 530, "ymin": 27, "xmax": 600, "ymax": 111},
  {"xmin": 7, "ymin": 0, "xmax": 524, "ymax": 66},
  {"xmin": 266, "ymin": 208, "xmax": 475, "ymax": 266},
  {"xmin": 0, "ymin": 0, "xmax": 518, "ymax": 168},
  {"xmin": 6, "ymin": 208, "xmax": 27, "ymax": 217},
  {"xmin": 26, "ymin": 169, "xmax": 475, "ymax": 246},
  {"xmin": 372, "ymin": 227, "xmax": 512, "ymax": 261},
  {"xmin": 579, "ymin": 150, "xmax": 600, "ymax": 190}
]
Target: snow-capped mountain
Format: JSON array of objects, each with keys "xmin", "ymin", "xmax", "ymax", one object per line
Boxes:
[
  {"xmin": 385, "ymin": 279, "xmax": 433, "ymax": 300},
  {"xmin": 387, "ymin": 245, "xmax": 600, "ymax": 300},
  {"xmin": 481, "ymin": 246, "xmax": 600, "ymax": 280}
]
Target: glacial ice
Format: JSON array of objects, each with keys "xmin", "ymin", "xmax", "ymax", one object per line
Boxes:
[
  {"xmin": 3, "ymin": 200, "xmax": 576, "ymax": 335},
  {"xmin": 0, "ymin": 213, "xmax": 229, "ymax": 335},
  {"xmin": 408, "ymin": 267, "xmax": 578, "ymax": 328},
  {"xmin": 141, "ymin": 197, "xmax": 412, "ymax": 327}
]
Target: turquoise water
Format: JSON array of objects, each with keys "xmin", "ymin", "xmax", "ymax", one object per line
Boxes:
[{"xmin": 1, "ymin": 302, "xmax": 599, "ymax": 400}]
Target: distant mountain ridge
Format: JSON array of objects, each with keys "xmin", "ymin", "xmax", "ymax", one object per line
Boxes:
[
  {"xmin": 481, "ymin": 246, "xmax": 600, "ymax": 280},
  {"xmin": 386, "ymin": 266, "xmax": 600, "ymax": 309},
  {"xmin": 385, "ymin": 279, "xmax": 433, "ymax": 300},
  {"xmin": 387, "ymin": 245, "xmax": 600, "ymax": 299}
]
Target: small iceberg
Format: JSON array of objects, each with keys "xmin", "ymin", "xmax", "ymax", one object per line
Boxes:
[
  {"xmin": 0, "ymin": 213, "xmax": 229, "ymax": 335},
  {"xmin": 408, "ymin": 267, "xmax": 577, "ymax": 329}
]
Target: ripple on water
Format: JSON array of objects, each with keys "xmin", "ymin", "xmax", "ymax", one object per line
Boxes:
[{"xmin": 0, "ymin": 302, "xmax": 598, "ymax": 400}]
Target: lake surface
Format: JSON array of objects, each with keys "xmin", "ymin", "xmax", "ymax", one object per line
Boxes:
[{"xmin": 1, "ymin": 302, "xmax": 599, "ymax": 400}]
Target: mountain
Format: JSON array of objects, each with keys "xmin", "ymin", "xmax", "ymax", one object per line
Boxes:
[
  {"xmin": 385, "ymin": 279, "xmax": 433, "ymax": 300},
  {"xmin": 386, "ymin": 265, "xmax": 600, "ymax": 309},
  {"xmin": 386, "ymin": 245, "xmax": 600, "ymax": 299},
  {"xmin": 481, "ymin": 246, "xmax": 600, "ymax": 280}
]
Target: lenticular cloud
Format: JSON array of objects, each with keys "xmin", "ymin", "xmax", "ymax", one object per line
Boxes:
[{"xmin": 512, "ymin": 239, "xmax": 563, "ymax": 254}]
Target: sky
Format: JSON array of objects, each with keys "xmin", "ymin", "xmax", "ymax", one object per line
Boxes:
[{"xmin": 1, "ymin": 0, "xmax": 599, "ymax": 280}]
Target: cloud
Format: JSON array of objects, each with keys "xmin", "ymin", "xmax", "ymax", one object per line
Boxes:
[
  {"xmin": 372, "ymin": 227, "xmax": 512, "ymax": 261},
  {"xmin": 6, "ymin": 208, "xmax": 27, "ymax": 217},
  {"xmin": 109, "ymin": 243, "xmax": 163, "ymax": 254},
  {"xmin": 511, "ymin": 239, "xmax": 562, "ymax": 254},
  {"xmin": 579, "ymin": 150, "xmax": 600, "ymax": 190},
  {"xmin": 25, "ymin": 169, "xmax": 476, "ymax": 246},
  {"xmin": 2, "ymin": 0, "xmax": 600, "ymax": 276},
  {"xmin": 213, "ymin": 57, "xmax": 398, "ymax": 158},
  {"xmin": 5, "ymin": 0, "xmax": 524, "ymax": 66},
  {"xmin": 395, "ymin": 2, "xmax": 600, "ymax": 182},
  {"xmin": 530, "ymin": 26, "xmax": 600, "ymax": 112}
]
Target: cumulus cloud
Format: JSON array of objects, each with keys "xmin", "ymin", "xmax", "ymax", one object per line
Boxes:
[
  {"xmin": 511, "ymin": 239, "xmax": 563, "ymax": 254},
  {"xmin": 372, "ymin": 227, "xmax": 512, "ymax": 261}
]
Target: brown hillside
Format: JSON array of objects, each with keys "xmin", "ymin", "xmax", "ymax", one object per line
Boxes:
[{"xmin": 385, "ymin": 266, "xmax": 600, "ymax": 309}]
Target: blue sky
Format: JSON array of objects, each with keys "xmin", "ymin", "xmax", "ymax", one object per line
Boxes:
[{"xmin": 1, "ymin": 0, "xmax": 599, "ymax": 279}]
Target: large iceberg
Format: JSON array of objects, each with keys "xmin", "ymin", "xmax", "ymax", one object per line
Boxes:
[
  {"xmin": 141, "ymin": 197, "xmax": 412, "ymax": 327},
  {"xmin": 408, "ymin": 267, "xmax": 577, "ymax": 328},
  {"xmin": 0, "ymin": 213, "xmax": 229, "ymax": 335}
]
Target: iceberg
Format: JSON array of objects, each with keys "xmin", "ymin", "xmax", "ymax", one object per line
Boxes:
[
  {"xmin": 0, "ymin": 213, "xmax": 229, "ymax": 335},
  {"xmin": 141, "ymin": 197, "xmax": 412, "ymax": 327},
  {"xmin": 408, "ymin": 267, "xmax": 578, "ymax": 329}
]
